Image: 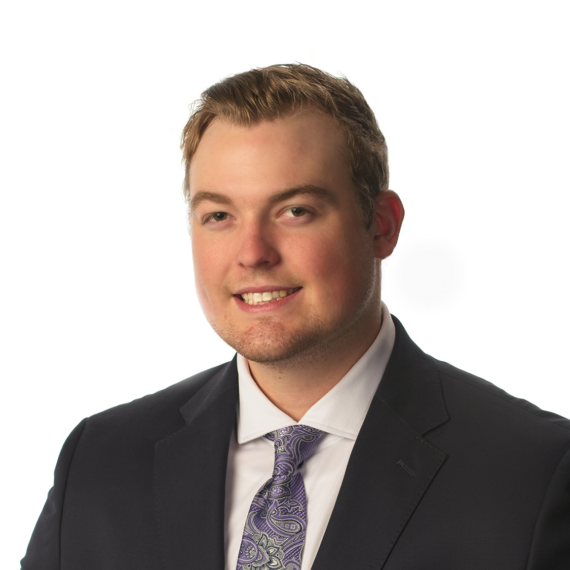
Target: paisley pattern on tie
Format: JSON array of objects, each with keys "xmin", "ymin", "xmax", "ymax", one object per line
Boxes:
[{"xmin": 236, "ymin": 425, "xmax": 324, "ymax": 570}]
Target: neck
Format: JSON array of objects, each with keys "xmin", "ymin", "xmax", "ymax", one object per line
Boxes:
[{"xmin": 247, "ymin": 303, "xmax": 383, "ymax": 422}]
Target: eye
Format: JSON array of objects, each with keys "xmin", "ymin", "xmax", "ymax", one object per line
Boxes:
[
  {"xmin": 205, "ymin": 211, "xmax": 228, "ymax": 223},
  {"xmin": 285, "ymin": 206, "xmax": 308, "ymax": 218}
]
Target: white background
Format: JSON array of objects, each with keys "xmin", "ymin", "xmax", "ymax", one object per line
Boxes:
[{"xmin": 2, "ymin": 0, "xmax": 569, "ymax": 566}]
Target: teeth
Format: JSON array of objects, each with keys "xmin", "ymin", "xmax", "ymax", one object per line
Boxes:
[{"xmin": 240, "ymin": 288, "xmax": 298, "ymax": 305}]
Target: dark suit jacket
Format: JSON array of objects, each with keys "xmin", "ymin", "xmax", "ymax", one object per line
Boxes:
[{"xmin": 22, "ymin": 316, "xmax": 570, "ymax": 569}]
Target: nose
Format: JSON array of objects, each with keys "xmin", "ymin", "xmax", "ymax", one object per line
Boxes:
[{"xmin": 236, "ymin": 221, "xmax": 280, "ymax": 269}]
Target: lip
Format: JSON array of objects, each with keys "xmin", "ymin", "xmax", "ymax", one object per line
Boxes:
[
  {"xmin": 233, "ymin": 285, "xmax": 300, "ymax": 295},
  {"xmin": 234, "ymin": 287, "xmax": 302, "ymax": 313}
]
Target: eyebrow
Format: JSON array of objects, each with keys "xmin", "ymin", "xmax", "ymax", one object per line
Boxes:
[
  {"xmin": 190, "ymin": 191, "xmax": 232, "ymax": 212},
  {"xmin": 190, "ymin": 184, "xmax": 336, "ymax": 212}
]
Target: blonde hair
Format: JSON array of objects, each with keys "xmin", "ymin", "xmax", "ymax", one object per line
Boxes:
[{"xmin": 180, "ymin": 63, "xmax": 389, "ymax": 227}]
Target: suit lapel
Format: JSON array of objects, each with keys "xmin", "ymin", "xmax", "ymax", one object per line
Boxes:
[
  {"xmin": 313, "ymin": 316, "xmax": 450, "ymax": 570},
  {"xmin": 153, "ymin": 358, "xmax": 239, "ymax": 570}
]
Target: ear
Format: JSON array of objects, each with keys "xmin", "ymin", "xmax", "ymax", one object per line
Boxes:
[{"xmin": 372, "ymin": 190, "xmax": 405, "ymax": 260}]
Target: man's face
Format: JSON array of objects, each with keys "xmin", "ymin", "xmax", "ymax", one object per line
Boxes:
[{"xmin": 189, "ymin": 109, "xmax": 381, "ymax": 365}]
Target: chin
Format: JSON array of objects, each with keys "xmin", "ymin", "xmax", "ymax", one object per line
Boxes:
[{"xmin": 212, "ymin": 313, "xmax": 350, "ymax": 367}]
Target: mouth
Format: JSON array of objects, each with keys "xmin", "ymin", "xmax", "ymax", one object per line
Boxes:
[{"xmin": 236, "ymin": 287, "xmax": 302, "ymax": 306}]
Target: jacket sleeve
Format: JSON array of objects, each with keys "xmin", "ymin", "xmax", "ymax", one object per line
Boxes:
[
  {"xmin": 21, "ymin": 419, "xmax": 87, "ymax": 570},
  {"xmin": 527, "ymin": 444, "xmax": 570, "ymax": 569}
]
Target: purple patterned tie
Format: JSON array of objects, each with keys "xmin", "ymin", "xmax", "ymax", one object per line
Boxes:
[{"xmin": 236, "ymin": 425, "xmax": 324, "ymax": 570}]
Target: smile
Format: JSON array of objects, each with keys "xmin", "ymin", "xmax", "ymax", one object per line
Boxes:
[{"xmin": 239, "ymin": 288, "xmax": 301, "ymax": 306}]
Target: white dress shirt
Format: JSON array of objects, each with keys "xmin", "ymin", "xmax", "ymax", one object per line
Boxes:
[{"xmin": 224, "ymin": 303, "xmax": 396, "ymax": 570}]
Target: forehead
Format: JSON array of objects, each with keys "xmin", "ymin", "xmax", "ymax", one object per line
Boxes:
[{"xmin": 188, "ymin": 110, "xmax": 352, "ymax": 198}]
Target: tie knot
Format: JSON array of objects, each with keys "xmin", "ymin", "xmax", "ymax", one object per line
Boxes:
[{"xmin": 265, "ymin": 425, "xmax": 323, "ymax": 470}]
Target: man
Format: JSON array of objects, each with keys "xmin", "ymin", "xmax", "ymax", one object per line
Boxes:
[{"xmin": 22, "ymin": 64, "xmax": 570, "ymax": 569}]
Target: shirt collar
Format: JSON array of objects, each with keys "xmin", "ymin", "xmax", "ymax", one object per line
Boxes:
[{"xmin": 236, "ymin": 302, "xmax": 396, "ymax": 444}]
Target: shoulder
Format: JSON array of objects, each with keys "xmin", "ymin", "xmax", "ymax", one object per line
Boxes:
[
  {"xmin": 80, "ymin": 361, "xmax": 231, "ymax": 444},
  {"xmin": 432, "ymin": 357, "xmax": 570, "ymax": 450},
  {"xmin": 389, "ymin": 316, "xmax": 570, "ymax": 443}
]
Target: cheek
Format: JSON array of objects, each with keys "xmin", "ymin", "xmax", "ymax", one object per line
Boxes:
[
  {"xmin": 299, "ymin": 238, "xmax": 356, "ymax": 298},
  {"xmin": 191, "ymin": 239, "xmax": 223, "ymax": 318},
  {"xmin": 295, "ymin": 230, "xmax": 371, "ymax": 303},
  {"xmin": 192, "ymin": 261, "xmax": 215, "ymax": 324},
  {"xmin": 194, "ymin": 276, "xmax": 213, "ymax": 321}
]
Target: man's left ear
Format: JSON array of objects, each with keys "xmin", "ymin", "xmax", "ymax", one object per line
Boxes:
[{"xmin": 372, "ymin": 189, "xmax": 405, "ymax": 260}]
